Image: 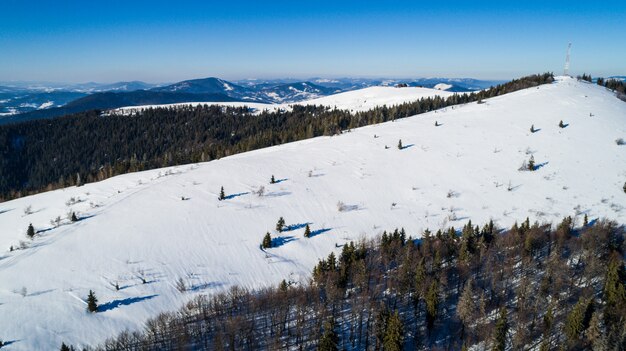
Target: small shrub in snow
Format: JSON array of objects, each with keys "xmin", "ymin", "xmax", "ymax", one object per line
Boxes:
[
  {"xmin": 397, "ymin": 139, "xmax": 403, "ymax": 149},
  {"xmin": 530, "ymin": 124, "xmax": 537, "ymax": 133},
  {"xmin": 559, "ymin": 120, "xmax": 565, "ymax": 128},
  {"xmin": 50, "ymin": 216, "xmax": 62, "ymax": 228},
  {"xmin": 256, "ymin": 186, "xmax": 265, "ymax": 197},
  {"xmin": 19, "ymin": 286, "xmax": 27, "ymax": 297},
  {"xmin": 26, "ymin": 223, "xmax": 35, "ymax": 239},
  {"xmin": 218, "ymin": 186, "xmax": 226, "ymax": 201},
  {"xmin": 337, "ymin": 201, "xmax": 347, "ymax": 212},
  {"xmin": 623, "ymin": 182, "xmax": 626, "ymax": 194},
  {"xmin": 270, "ymin": 175, "xmax": 276, "ymax": 184},
  {"xmin": 175, "ymin": 277, "xmax": 187, "ymax": 293},
  {"xmin": 23, "ymin": 205, "xmax": 33, "ymax": 216},
  {"xmin": 528, "ymin": 155, "xmax": 535, "ymax": 171},
  {"xmin": 616, "ymin": 138, "xmax": 625, "ymax": 145},
  {"xmin": 304, "ymin": 224, "xmax": 311, "ymax": 238},
  {"xmin": 308, "ymin": 170, "xmax": 313, "ymax": 177},
  {"xmin": 19, "ymin": 241, "xmax": 29, "ymax": 250}
]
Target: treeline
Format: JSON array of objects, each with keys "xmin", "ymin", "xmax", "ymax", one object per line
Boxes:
[
  {"xmin": 579, "ymin": 74, "xmax": 626, "ymax": 99},
  {"xmin": 85, "ymin": 217, "xmax": 625, "ymax": 350},
  {"xmin": 0, "ymin": 73, "xmax": 554, "ymax": 201}
]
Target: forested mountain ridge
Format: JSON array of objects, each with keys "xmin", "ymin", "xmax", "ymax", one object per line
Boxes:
[{"xmin": 0, "ymin": 73, "xmax": 555, "ymax": 202}]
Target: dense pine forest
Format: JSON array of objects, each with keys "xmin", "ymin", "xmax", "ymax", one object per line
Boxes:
[
  {"xmin": 69, "ymin": 217, "xmax": 626, "ymax": 350},
  {"xmin": 0, "ymin": 73, "xmax": 556, "ymax": 202}
]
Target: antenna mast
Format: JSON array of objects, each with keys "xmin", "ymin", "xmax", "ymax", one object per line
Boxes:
[{"xmin": 564, "ymin": 43, "xmax": 571, "ymax": 76}]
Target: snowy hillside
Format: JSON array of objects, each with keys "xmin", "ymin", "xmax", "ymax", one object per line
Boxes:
[
  {"xmin": 0, "ymin": 77, "xmax": 625, "ymax": 350},
  {"xmin": 114, "ymin": 86, "xmax": 454, "ymax": 115}
]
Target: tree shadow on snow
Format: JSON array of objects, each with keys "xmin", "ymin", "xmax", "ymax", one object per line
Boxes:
[
  {"xmin": 1, "ymin": 340, "xmax": 19, "ymax": 347},
  {"xmin": 224, "ymin": 192, "xmax": 250, "ymax": 200},
  {"xmin": 272, "ymin": 235, "xmax": 298, "ymax": 247},
  {"xmin": 273, "ymin": 178, "xmax": 288, "ymax": 184},
  {"xmin": 283, "ymin": 223, "xmax": 311, "ymax": 232},
  {"xmin": 534, "ymin": 162, "xmax": 549, "ymax": 170},
  {"xmin": 99, "ymin": 294, "xmax": 158, "ymax": 312},
  {"xmin": 0, "ymin": 208, "xmax": 14, "ymax": 215},
  {"xmin": 189, "ymin": 281, "xmax": 224, "ymax": 292},
  {"xmin": 399, "ymin": 144, "xmax": 415, "ymax": 150},
  {"xmin": 266, "ymin": 191, "xmax": 291, "ymax": 197},
  {"xmin": 309, "ymin": 228, "xmax": 332, "ymax": 238}
]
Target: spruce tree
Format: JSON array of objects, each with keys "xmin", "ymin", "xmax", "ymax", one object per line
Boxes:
[
  {"xmin": 565, "ymin": 297, "xmax": 593, "ymax": 343},
  {"xmin": 60, "ymin": 343, "xmax": 71, "ymax": 351},
  {"xmin": 26, "ymin": 223, "xmax": 35, "ymax": 239},
  {"xmin": 270, "ymin": 175, "xmax": 276, "ymax": 184},
  {"xmin": 425, "ymin": 280, "xmax": 439, "ymax": 331},
  {"xmin": 623, "ymin": 181, "xmax": 626, "ymax": 194},
  {"xmin": 71, "ymin": 212, "xmax": 78, "ymax": 222},
  {"xmin": 318, "ymin": 317, "xmax": 339, "ymax": 351},
  {"xmin": 383, "ymin": 311, "xmax": 404, "ymax": 351},
  {"xmin": 530, "ymin": 124, "xmax": 536, "ymax": 133},
  {"xmin": 276, "ymin": 217, "xmax": 285, "ymax": 232},
  {"xmin": 583, "ymin": 214, "xmax": 588, "ymax": 227},
  {"xmin": 262, "ymin": 232, "xmax": 272, "ymax": 249},
  {"xmin": 559, "ymin": 120, "xmax": 565, "ymax": 128},
  {"xmin": 218, "ymin": 186, "xmax": 225, "ymax": 201},
  {"xmin": 397, "ymin": 139, "xmax": 403, "ymax": 149},
  {"xmin": 304, "ymin": 224, "xmax": 311, "ymax": 238},
  {"xmin": 492, "ymin": 307, "xmax": 509, "ymax": 351},
  {"xmin": 87, "ymin": 290, "xmax": 98, "ymax": 313}
]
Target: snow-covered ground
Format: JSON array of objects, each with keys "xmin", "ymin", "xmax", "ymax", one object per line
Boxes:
[
  {"xmin": 0, "ymin": 77, "xmax": 625, "ymax": 349},
  {"xmin": 112, "ymin": 86, "xmax": 454, "ymax": 115}
]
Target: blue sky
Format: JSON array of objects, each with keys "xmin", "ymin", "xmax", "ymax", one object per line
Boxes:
[{"xmin": 1, "ymin": 1, "xmax": 624, "ymax": 83}]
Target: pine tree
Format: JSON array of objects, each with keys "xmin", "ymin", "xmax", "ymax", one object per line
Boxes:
[
  {"xmin": 397, "ymin": 139, "xmax": 403, "ymax": 149},
  {"xmin": 583, "ymin": 213, "xmax": 588, "ymax": 227},
  {"xmin": 304, "ymin": 224, "xmax": 311, "ymax": 238},
  {"xmin": 26, "ymin": 223, "xmax": 35, "ymax": 239},
  {"xmin": 60, "ymin": 343, "xmax": 71, "ymax": 351},
  {"xmin": 623, "ymin": 181, "xmax": 626, "ymax": 194},
  {"xmin": 279, "ymin": 279, "xmax": 288, "ymax": 292},
  {"xmin": 383, "ymin": 311, "xmax": 404, "ymax": 351},
  {"xmin": 262, "ymin": 232, "xmax": 272, "ymax": 249},
  {"xmin": 270, "ymin": 175, "xmax": 276, "ymax": 184},
  {"xmin": 218, "ymin": 186, "xmax": 225, "ymax": 201},
  {"xmin": 71, "ymin": 212, "xmax": 78, "ymax": 222},
  {"xmin": 87, "ymin": 290, "xmax": 98, "ymax": 313},
  {"xmin": 276, "ymin": 217, "xmax": 285, "ymax": 232},
  {"xmin": 435, "ymin": 121, "xmax": 440, "ymax": 126},
  {"xmin": 318, "ymin": 317, "xmax": 339, "ymax": 351},
  {"xmin": 492, "ymin": 307, "xmax": 509, "ymax": 351},
  {"xmin": 530, "ymin": 124, "xmax": 536, "ymax": 133},
  {"xmin": 528, "ymin": 155, "xmax": 535, "ymax": 171},
  {"xmin": 559, "ymin": 120, "xmax": 565, "ymax": 128}
]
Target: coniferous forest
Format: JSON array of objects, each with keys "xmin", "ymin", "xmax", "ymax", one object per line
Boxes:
[
  {"xmin": 0, "ymin": 73, "xmax": 555, "ymax": 202},
  {"xmin": 79, "ymin": 218, "xmax": 625, "ymax": 350}
]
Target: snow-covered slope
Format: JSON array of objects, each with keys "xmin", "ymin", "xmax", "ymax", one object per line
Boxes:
[
  {"xmin": 113, "ymin": 85, "xmax": 454, "ymax": 114},
  {"xmin": 1, "ymin": 77, "xmax": 625, "ymax": 350}
]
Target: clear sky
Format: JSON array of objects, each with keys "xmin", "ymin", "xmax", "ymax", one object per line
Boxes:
[{"xmin": 1, "ymin": 0, "xmax": 624, "ymax": 83}]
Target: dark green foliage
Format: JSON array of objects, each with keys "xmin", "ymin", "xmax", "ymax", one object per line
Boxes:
[
  {"xmin": 279, "ymin": 279, "xmax": 288, "ymax": 292},
  {"xmin": 623, "ymin": 182, "xmax": 626, "ymax": 194},
  {"xmin": 584, "ymin": 213, "xmax": 588, "ymax": 227},
  {"xmin": 26, "ymin": 223, "xmax": 35, "ymax": 238},
  {"xmin": 492, "ymin": 307, "xmax": 509, "ymax": 351},
  {"xmin": 71, "ymin": 212, "xmax": 78, "ymax": 222},
  {"xmin": 318, "ymin": 317, "xmax": 339, "ymax": 351},
  {"xmin": 565, "ymin": 297, "xmax": 593, "ymax": 343},
  {"xmin": 383, "ymin": 311, "xmax": 404, "ymax": 351},
  {"xmin": 87, "ymin": 290, "xmax": 98, "ymax": 313},
  {"xmin": 276, "ymin": 217, "xmax": 285, "ymax": 232},
  {"xmin": 397, "ymin": 139, "xmax": 403, "ymax": 149},
  {"xmin": 218, "ymin": 186, "xmax": 225, "ymax": 201},
  {"xmin": 530, "ymin": 124, "xmax": 536, "ymax": 133},
  {"xmin": 0, "ymin": 73, "xmax": 555, "ymax": 202},
  {"xmin": 304, "ymin": 224, "xmax": 311, "ymax": 238},
  {"xmin": 559, "ymin": 120, "xmax": 565, "ymax": 128},
  {"xmin": 59, "ymin": 343, "xmax": 75, "ymax": 351},
  {"xmin": 270, "ymin": 175, "xmax": 275, "ymax": 184},
  {"xmin": 578, "ymin": 73, "xmax": 593, "ymax": 82},
  {"xmin": 262, "ymin": 232, "xmax": 272, "ymax": 249},
  {"xmin": 425, "ymin": 280, "xmax": 439, "ymax": 331}
]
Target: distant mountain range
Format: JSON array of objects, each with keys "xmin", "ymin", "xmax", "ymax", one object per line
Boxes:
[{"xmin": 0, "ymin": 76, "xmax": 503, "ymax": 125}]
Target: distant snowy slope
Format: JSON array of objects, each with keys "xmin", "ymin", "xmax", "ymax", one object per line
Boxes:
[
  {"xmin": 113, "ymin": 86, "xmax": 454, "ymax": 114},
  {"xmin": 0, "ymin": 77, "xmax": 625, "ymax": 350}
]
